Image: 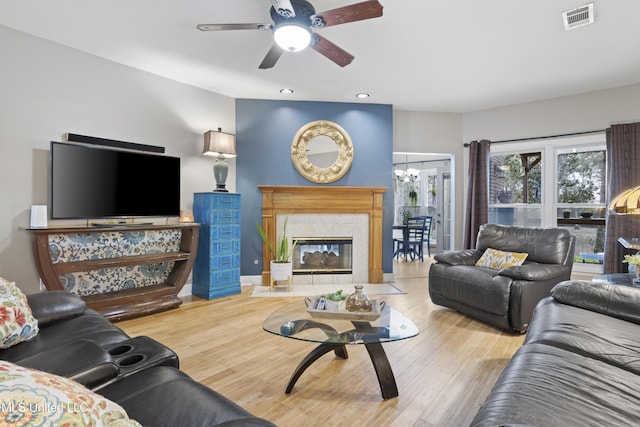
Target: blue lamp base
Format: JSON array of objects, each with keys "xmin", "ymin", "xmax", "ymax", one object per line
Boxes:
[{"xmin": 213, "ymin": 156, "xmax": 229, "ymax": 192}]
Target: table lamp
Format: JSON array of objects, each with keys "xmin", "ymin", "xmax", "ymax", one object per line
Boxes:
[{"xmin": 203, "ymin": 128, "xmax": 236, "ymax": 192}]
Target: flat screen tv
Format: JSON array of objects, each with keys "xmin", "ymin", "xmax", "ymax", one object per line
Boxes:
[{"xmin": 50, "ymin": 141, "xmax": 180, "ymax": 220}]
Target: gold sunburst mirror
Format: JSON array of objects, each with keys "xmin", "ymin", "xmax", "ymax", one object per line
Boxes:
[{"xmin": 291, "ymin": 120, "xmax": 354, "ymax": 183}]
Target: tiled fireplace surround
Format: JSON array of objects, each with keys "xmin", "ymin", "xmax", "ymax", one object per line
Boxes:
[
  {"xmin": 282, "ymin": 214, "xmax": 367, "ymax": 284},
  {"xmin": 258, "ymin": 186, "xmax": 387, "ymax": 286}
]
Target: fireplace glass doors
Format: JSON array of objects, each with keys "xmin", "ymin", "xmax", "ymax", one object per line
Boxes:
[{"xmin": 293, "ymin": 238, "xmax": 353, "ymax": 275}]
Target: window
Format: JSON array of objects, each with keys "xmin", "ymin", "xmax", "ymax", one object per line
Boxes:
[
  {"xmin": 489, "ymin": 152, "xmax": 542, "ymax": 227},
  {"xmin": 557, "ymin": 149, "xmax": 606, "ymax": 204},
  {"xmin": 556, "ymin": 148, "xmax": 606, "ymax": 266},
  {"xmin": 488, "ymin": 135, "xmax": 606, "ymax": 272}
]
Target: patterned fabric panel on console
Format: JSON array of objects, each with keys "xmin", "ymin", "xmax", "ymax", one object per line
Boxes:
[{"xmin": 48, "ymin": 230, "xmax": 180, "ymax": 296}]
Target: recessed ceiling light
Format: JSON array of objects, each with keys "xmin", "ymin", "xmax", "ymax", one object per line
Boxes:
[
  {"xmin": 280, "ymin": 88, "xmax": 294, "ymax": 95},
  {"xmin": 355, "ymin": 93, "xmax": 370, "ymax": 99}
]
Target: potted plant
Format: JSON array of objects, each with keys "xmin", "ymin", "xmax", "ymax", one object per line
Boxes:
[
  {"xmin": 256, "ymin": 217, "xmax": 297, "ymax": 281},
  {"xmin": 408, "ymin": 187, "xmax": 418, "ymax": 206}
]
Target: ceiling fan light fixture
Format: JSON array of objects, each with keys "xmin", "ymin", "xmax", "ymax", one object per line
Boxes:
[{"xmin": 274, "ymin": 23, "xmax": 312, "ymax": 52}]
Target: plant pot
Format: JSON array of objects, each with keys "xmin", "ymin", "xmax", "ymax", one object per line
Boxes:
[
  {"xmin": 270, "ymin": 261, "xmax": 292, "ymax": 281},
  {"xmin": 563, "ymin": 211, "xmax": 571, "ymax": 218}
]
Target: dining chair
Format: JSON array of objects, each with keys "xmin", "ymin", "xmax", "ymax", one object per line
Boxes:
[
  {"xmin": 418, "ymin": 216, "xmax": 433, "ymax": 259},
  {"xmin": 394, "ymin": 216, "xmax": 431, "ymax": 261}
]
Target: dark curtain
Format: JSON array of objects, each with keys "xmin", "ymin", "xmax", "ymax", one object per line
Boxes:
[
  {"xmin": 603, "ymin": 122, "xmax": 640, "ymax": 273},
  {"xmin": 464, "ymin": 139, "xmax": 490, "ymax": 249}
]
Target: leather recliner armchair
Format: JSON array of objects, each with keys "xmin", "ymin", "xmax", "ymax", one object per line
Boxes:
[{"xmin": 428, "ymin": 224, "xmax": 575, "ymax": 332}]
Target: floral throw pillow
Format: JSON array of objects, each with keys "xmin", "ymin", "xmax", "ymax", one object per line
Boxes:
[
  {"xmin": 475, "ymin": 248, "xmax": 528, "ymax": 270},
  {"xmin": 0, "ymin": 360, "xmax": 142, "ymax": 426},
  {"xmin": 0, "ymin": 277, "xmax": 39, "ymax": 349}
]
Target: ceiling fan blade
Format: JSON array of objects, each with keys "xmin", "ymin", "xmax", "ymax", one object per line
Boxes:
[
  {"xmin": 313, "ymin": 0, "xmax": 383, "ymax": 28},
  {"xmin": 196, "ymin": 23, "xmax": 272, "ymax": 31},
  {"xmin": 259, "ymin": 44, "xmax": 284, "ymax": 69},
  {"xmin": 310, "ymin": 34, "xmax": 354, "ymax": 67}
]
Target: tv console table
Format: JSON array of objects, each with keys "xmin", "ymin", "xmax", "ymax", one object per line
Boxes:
[{"xmin": 28, "ymin": 223, "xmax": 199, "ymax": 321}]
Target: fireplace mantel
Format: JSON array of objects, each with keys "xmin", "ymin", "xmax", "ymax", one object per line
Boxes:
[{"xmin": 258, "ymin": 186, "xmax": 387, "ymax": 285}]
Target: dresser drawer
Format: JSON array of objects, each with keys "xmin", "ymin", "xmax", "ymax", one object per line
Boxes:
[
  {"xmin": 211, "ymin": 225, "xmax": 240, "ymax": 240},
  {"xmin": 209, "ymin": 268, "xmax": 240, "ymax": 285},
  {"xmin": 212, "ymin": 194, "xmax": 241, "ymax": 209},
  {"xmin": 210, "ymin": 239, "xmax": 240, "ymax": 255},
  {"xmin": 210, "ymin": 209, "xmax": 240, "ymax": 224},
  {"xmin": 210, "ymin": 254, "xmax": 240, "ymax": 270}
]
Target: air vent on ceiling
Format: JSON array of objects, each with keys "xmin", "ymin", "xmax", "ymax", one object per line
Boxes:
[{"xmin": 562, "ymin": 2, "xmax": 594, "ymax": 31}]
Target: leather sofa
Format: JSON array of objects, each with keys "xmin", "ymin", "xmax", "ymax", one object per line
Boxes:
[
  {"xmin": 429, "ymin": 224, "xmax": 575, "ymax": 332},
  {"xmin": 1, "ymin": 290, "xmax": 276, "ymax": 427},
  {"xmin": 471, "ymin": 280, "xmax": 640, "ymax": 426}
]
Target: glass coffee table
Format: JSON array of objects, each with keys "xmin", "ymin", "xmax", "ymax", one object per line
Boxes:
[
  {"xmin": 592, "ymin": 273, "xmax": 640, "ymax": 287},
  {"xmin": 262, "ymin": 298, "xmax": 419, "ymax": 400}
]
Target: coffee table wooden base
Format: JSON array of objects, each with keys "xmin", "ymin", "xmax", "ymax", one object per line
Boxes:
[{"xmin": 285, "ymin": 334, "xmax": 399, "ymax": 400}]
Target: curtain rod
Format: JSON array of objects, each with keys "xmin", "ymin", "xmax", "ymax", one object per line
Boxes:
[
  {"xmin": 392, "ymin": 158, "xmax": 449, "ymax": 167},
  {"xmin": 463, "ymin": 129, "xmax": 606, "ymax": 147}
]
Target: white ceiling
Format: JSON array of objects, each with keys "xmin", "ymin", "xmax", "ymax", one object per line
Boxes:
[{"xmin": 1, "ymin": 0, "xmax": 639, "ymax": 113}]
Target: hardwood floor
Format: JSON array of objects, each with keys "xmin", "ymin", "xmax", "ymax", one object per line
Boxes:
[{"xmin": 115, "ymin": 261, "xmax": 525, "ymax": 427}]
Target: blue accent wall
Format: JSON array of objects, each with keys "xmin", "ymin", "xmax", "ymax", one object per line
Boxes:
[{"xmin": 236, "ymin": 99, "xmax": 393, "ymax": 277}]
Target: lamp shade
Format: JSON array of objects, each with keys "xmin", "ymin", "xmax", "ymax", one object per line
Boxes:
[
  {"xmin": 609, "ymin": 185, "xmax": 640, "ymax": 214},
  {"xmin": 203, "ymin": 129, "xmax": 236, "ymax": 158},
  {"xmin": 273, "ymin": 23, "xmax": 312, "ymax": 52}
]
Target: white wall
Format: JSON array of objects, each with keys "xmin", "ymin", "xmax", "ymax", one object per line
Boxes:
[
  {"xmin": 0, "ymin": 25, "xmax": 234, "ymax": 293},
  {"xmin": 463, "ymin": 83, "xmax": 640, "ymax": 142},
  {"xmin": 392, "ymin": 110, "xmax": 464, "ymax": 249}
]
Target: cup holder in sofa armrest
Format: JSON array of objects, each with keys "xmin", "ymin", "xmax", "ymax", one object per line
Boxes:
[
  {"xmin": 103, "ymin": 336, "xmax": 179, "ymax": 380},
  {"xmin": 108, "ymin": 344, "xmax": 134, "ymax": 356},
  {"xmin": 119, "ymin": 354, "xmax": 146, "ymax": 366}
]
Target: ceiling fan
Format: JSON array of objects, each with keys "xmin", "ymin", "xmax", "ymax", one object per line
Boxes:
[{"xmin": 196, "ymin": 0, "xmax": 383, "ymax": 69}]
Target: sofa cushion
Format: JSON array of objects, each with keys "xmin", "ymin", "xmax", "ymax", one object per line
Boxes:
[
  {"xmin": 433, "ymin": 249, "xmax": 480, "ymax": 266},
  {"xmin": 471, "ymin": 343, "xmax": 640, "ymax": 427},
  {"xmin": 27, "ymin": 291, "xmax": 87, "ymax": 327},
  {"xmin": 476, "ymin": 224, "xmax": 572, "ymax": 265},
  {"xmin": 428, "ymin": 264, "xmax": 512, "ymax": 315},
  {"xmin": 98, "ymin": 366, "xmax": 277, "ymax": 427},
  {"xmin": 0, "ymin": 278, "xmax": 39, "ymax": 349},
  {"xmin": 475, "ymin": 248, "xmax": 528, "ymax": 270},
  {"xmin": 551, "ymin": 280, "xmax": 640, "ymax": 324},
  {"xmin": 0, "ymin": 360, "xmax": 141, "ymax": 426},
  {"xmin": 1, "ymin": 309, "xmax": 129, "ymax": 363},
  {"xmin": 525, "ymin": 296, "xmax": 640, "ymax": 375}
]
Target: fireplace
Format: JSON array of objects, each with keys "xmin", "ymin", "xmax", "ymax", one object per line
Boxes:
[
  {"xmin": 293, "ymin": 238, "xmax": 353, "ymax": 275},
  {"xmin": 258, "ymin": 185, "xmax": 387, "ymax": 285}
]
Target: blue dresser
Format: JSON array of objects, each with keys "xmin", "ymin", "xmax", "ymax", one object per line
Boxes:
[{"xmin": 192, "ymin": 192, "xmax": 241, "ymax": 299}]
